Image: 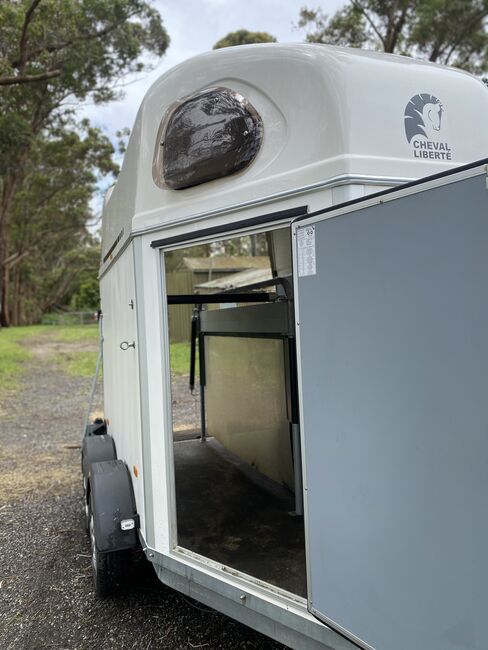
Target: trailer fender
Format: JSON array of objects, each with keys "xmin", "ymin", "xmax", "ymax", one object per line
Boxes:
[
  {"xmin": 85, "ymin": 418, "xmax": 107, "ymax": 437},
  {"xmin": 82, "ymin": 433, "xmax": 116, "ymax": 481},
  {"xmin": 89, "ymin": 460, "xmax": 140, "ymax": 553}
]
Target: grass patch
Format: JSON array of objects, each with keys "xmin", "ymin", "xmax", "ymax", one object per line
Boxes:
[
  {"xmin": 56, "ymin": 350, "xmax": 100, "ymax": 378},
  {"xmin": 0, "ymin": 451, "xmax": 78, "ymax": 503},
  {"xmin": 51, "ymin": 325, "xmax": 100, "ymax": 377},
  {"xmin": 2, "ymin": 324, "xmax": 187, "ymax": 384},
  {"xmin": 0, "ymin": 324, "xmax": 100, "ymax": 386},
  {"xmin": 170, "ymin": 342, "xmax": 195, "ymax": 375},
  {"xmin": 0, "ymin": 326, "xmax": 46, "ymax": 391},
  {"xmin": 51, "ymin": 324, "xmax": 99, "ymax": 343}
]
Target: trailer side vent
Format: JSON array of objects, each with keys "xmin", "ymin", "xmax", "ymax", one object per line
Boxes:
[{"xmin": 153, "ymin": 87, "xmax": 263, "ymax": 190}]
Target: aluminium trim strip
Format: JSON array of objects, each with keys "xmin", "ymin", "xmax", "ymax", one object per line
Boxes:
[
  {"xmin": 150, "ymin": 205, "xmax": 307, "ymax": 248},
  {"xmin": 133, "ymin": 239, "xmax": 154, "ymax": 547},
  {"xmin": 135, "ymin": 172, "xmax": 413, "ymax": 237},
  {"xmin": 139, "ymin": 533, "xmax": 354, "ymax": 649},
  {"xmin": 294, "ymin": 157, "xmax": 488, "ymax": 226},
  {"xmin": 100, "ymin": 172, "xmax": 412, "ymax": 278},
  {"xmin": 102, "ymin": 227, "xmax": 124, "ymax": 263},
  {"xmin": 311, "ymin": 609, "xmax": 374, "ymax": 650},
  {"xmin": 101, "ymin": 161, "xmax": 485, "ymax": 277},
  {"xmin": 139, "ymin": 530, "xmax": 309, "ymax": 610}
]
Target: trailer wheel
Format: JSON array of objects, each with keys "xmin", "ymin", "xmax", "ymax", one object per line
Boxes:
[
  {"xmin": 89, "ymin": 496, "xmax": 129, "ymax": 597},
  {"xmin": 83, "ymin": 479, "xmax": 90, "ymax": 536},
  {"xmin": 84, "ymin": 498, "xmax": 90, "ymax": 537}
]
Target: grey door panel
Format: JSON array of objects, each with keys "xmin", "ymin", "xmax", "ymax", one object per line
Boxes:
[{"xmin": 295, "ymin": 173, "xmax": 488, "ymax": 650}]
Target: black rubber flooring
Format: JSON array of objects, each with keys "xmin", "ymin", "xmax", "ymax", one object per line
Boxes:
[{"xmin": 173, "ymin": 437, "xmax": 307, "ymax": 598}]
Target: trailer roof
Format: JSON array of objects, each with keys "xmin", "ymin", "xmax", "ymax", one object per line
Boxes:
[
  {"xmin": 195, "ymin": 268, "xmax": 274, "ymax": 293},
  {"xmin": 101, "ymin": 43, "xmax": 488, "ymax": 265}
]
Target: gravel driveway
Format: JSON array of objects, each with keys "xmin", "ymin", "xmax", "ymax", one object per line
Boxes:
[{"xmin": 0, "ymin": 332, "xmax": 286, "ymax": 650}]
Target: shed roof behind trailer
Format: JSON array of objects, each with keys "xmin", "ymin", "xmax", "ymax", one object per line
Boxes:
[{"xmin": 101, "ymin": 43, "xmax": 488, "ymax": 263}]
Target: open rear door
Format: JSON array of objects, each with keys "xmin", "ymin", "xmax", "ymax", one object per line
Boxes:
[{"xmin": 293, "ymin": 163, "xmax": 488, "ymax": 650}]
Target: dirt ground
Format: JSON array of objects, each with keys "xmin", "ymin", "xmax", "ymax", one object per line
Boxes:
[{"xmin": 0, "ymin": 331, "xmax": 286, "ymax": 650}]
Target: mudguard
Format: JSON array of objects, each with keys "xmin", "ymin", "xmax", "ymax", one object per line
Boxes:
[
  {"xmin": 82, "ymin": 433, "xmax": 116, "ymax": 479},
  {"xmin": 89, "ymin": 460, "xmax": 140, "ymax": 553},
  {"xmin": 85, "ymin": 419, "xmax": 107, "ymax": 436}
]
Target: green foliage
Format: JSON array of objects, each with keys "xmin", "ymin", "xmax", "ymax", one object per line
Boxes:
[
  {"xmin": 0, "ymin": 0, "xmax": 169, "ymax": 95},
  {"xmin": 67, "ymin": 245, "xmax": 102, "ymax": 312},
  {"xmin": 6, "ymin": 126, "xmax": 112, "ymax": 322},
  {"xmin": 0, "ymin": 0, "xmax": 170, "ymax": 326},
  {"xmin": 165, "ymin": 233, "xmax": 268, "ymax": 273},
  {"xmin": 410, "ymin": 0, "xmax": 488, "ymax": 73},
  {"xmin": 170, "ymin": 342, "xmax": 195, "ymax": 376},
  {"xmin": 297, "ymin": 0, "xmax": 488, "ymax": 74},
  {"xmin": 116, "ymin": 127, "xmax": 131, "ymax": 155},
  {"xmin": 0, "ymin": 0, "xmax": 169, "ymax": 184},
  {"xmin": 0, "ymin": 114, "xmax": 32, "ymax": 176},
  {"xmin": 298, "ymin": 5, "xmax": 367, "ymax": 48},
  {"xmin": 213, "ymin": 29, "xmax": 277, "ymax": 49},
  {"xmin": 70, "ymin": 279, "xmax": 100, "ymax": 311}
]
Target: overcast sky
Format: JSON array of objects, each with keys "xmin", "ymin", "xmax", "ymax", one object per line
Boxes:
[{"xmin": 81, "ymin": 0, "xmax": 343, "ymax": 157}]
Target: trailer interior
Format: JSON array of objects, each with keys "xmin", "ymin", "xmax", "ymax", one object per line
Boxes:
[{"xmin": 164, "ymin": 227, "xmax": 307, "ymax": 598}]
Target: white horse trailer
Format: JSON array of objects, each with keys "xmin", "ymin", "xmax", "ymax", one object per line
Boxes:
[{"xmin": 82, "ymin": 44, "xmax": 488, "ymax": 650}]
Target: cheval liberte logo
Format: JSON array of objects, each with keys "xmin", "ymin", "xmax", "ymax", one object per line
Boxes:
[{"xmin": 404, "ymin": 94, "xmax": 452, "ymax": 160}]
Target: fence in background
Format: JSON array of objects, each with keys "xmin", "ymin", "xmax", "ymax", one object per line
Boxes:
[
  {"xmin": 166, "ymin": 270, "xmax": 239, "ymax": 342},
  {"xmin": 166, "ymin": 271, "xmax": 194, "ymax": 342},
  {"xmin": 42, "ymin": 311, "xmax": 98, "ymax": 326}
]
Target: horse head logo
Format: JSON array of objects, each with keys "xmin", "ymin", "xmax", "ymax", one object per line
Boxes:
[{"xmin": 404, "ymin": 94, "xmax": 444, "ymax": 143}]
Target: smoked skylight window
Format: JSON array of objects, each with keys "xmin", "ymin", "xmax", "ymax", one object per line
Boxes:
[{"xmin": 153, "ymin": 87, "xmax": 263, "ymax": 190}]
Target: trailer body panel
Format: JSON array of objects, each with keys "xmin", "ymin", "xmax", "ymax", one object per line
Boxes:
[
  {"xmin": 97, "ymin": 43, "xmax": 488, "ymax": 650},
  {"xmin": 100, "ymin": 243, "xmax": 145, "ymax": 533},
  {"xmin": 294, "ymin": 170, "xmax": 488, "ymax": 650}
]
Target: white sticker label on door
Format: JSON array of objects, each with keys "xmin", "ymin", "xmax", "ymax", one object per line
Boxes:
[{"xmin": 297, "ymin": 225, "xmax": 316, "ymax": 277}]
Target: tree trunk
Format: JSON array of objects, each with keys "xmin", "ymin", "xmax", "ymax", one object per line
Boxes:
[
  {"xmin": 11, "ymin": 263, "xmax": 21, "ymax": 326},
  {"xmin": 0, "ymin": 216, "xmax": 10, "ymax": 327},
  {"xmin": 0, "ymin": 157, "xmax": 29, "ymax": 326},
  {"xmin": 250, "ymin": 234, "xmax": 257, "ymax": 257},
  {"xmin": 0, "ymin": 181, "xmax": 15, "ymax": 327},
  {"xmin": 1, "ymin": 264, "xmax": 10, "ymax": 328}
]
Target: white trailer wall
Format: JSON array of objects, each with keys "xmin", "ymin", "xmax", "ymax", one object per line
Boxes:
[{"xmin": 100, "ymin": 243, "xmax": 145, "ymax": 530}]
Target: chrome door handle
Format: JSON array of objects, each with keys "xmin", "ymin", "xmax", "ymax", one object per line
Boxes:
[{"xmin": 120, "ymin": 341, "xmax": 135, "ymax": 350}]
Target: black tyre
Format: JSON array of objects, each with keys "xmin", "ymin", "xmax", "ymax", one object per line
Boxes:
[
  {"xmin": 83, "ymin": 479, "xmax": 90, "ymax": 536},
  {"xmin": 84, "ymin": 498, "xmax": 90, "ymax": 537},
  {"xmin": 89, "ymin": 496, "xmax": 130, "ymax": 597}
]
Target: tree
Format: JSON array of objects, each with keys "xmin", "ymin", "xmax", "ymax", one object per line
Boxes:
[
  {"xmin": 297, "ymin": 1, "xmax": 488, "ymax": 75},
  {"xmin": 0, "ymin": 0, "xmax": 169, "ymax": 89},
  {"xmin": 5, "ymin": 122, "xmax": 117, "ymax": 324},
  {"xmin": 70, "ymin": 272, "xmax": 101, "ymax": 312},
  {"xmin": 0, "ymin": 0, "xmax": 170, "ymax": 325},
  {"xmin": 213, "ymin": 29, "xmax": 277, "ymax": 49}
]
